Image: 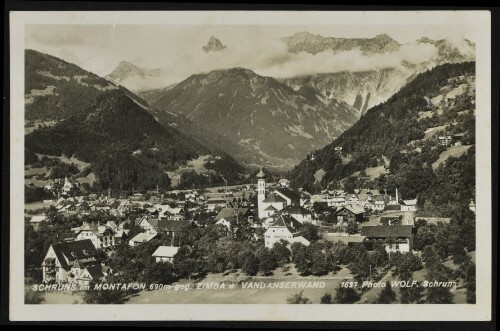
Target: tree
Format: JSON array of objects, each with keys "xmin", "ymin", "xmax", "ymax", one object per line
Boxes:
[
  {"xmin": 426, "ymin": 287, "xmax": 453, "ymax": 304},
  {"xmin": 400, "ymin": 283, "xmax": 424, "ymax": 304},
  {"xmin": 270, "ymin": 240, "xmax": 291, "ymax": 266},
  {"xmin": 25, "ymin": 288, "xmax": 45, "ymax": 304},
  {"xmin": 239, "ymin": 250, "xmax": 259, "ymax": 276},
  {"xmin": 320, "ymin": 293, "xmax": 334, "ymax": 304},
  {"xmin": 300, "ymin": 223, "xmax": 320, "ymax": 242},
  {"xmin": 286, "ymin": 291, "xmax": 311, "ymax": 304},
  {"xmin": 309, "ymin": 251, "xmax": 331, "ymax": 276},
  {"xmin": 83, "ymin": 281, "xmax": 126, "ymax": 304},
  {"xmin": 334, "ymin": 286, "xmax": 360, "ymax": 304},
  {"xmin": 346, "ymin": 221, "xmax": 359, "ymax": 235},
  {"xmin": 376, "ymin": 282, "xmax": 396, "ymax": 303},
  {"xmin": 257, "ymin": 248, "xmax": 277, "ymax": 276}
]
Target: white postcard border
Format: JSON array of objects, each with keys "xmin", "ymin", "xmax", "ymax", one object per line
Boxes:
[{"xmin": 9, "ymin": 10, "xmax": 492, "ymax": 321}]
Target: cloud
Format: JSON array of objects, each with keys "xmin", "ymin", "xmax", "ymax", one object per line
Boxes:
[
  {"xmin": 29, "ymin": 31, "xmax": 87, "ymax": 46},
  {"xmin": 125, "ymin": 37, "xmax": 440, "ymax": 89}
]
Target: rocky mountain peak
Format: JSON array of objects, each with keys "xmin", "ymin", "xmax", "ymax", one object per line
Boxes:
[{"xmin": 202, "ymin": 36, "xmax": 226, "ymax": 53}]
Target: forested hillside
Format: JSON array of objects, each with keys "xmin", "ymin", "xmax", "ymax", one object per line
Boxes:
[{"xmin": 289, "ymin": 62, "xmax": 476, "ymax": 217}]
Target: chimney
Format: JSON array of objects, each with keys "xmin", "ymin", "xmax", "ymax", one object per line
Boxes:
[
  {"xmin": 395, "ymin": 188, "xmax": 399, "ymax": 203},
  {"xmin": 108, "ymin": 187, "xmax": 111, "ymax": 199}
]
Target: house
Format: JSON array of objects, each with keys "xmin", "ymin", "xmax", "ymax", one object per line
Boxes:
[
  {"xmin": 136, "ymin": 217, "xmax": 160, "ymax": 232},
  {"xmin": 261, "ymin": 193, "xmax": 287, "ymax": 216},
  {"xmin": 274, "ymin": 187, "xmax": 301, "ymax": 207},
  {"xmin": 41, "ymin": 239, "xmax": 107, "ymax": 284},
  {"xmin": 214, "ymin": 207, "xmax": 251, "ymax": 227},
  {"xmin": 29, "ymin": 215, "xmax": 47, "ymax": 231},
  {"xmin": 437, "ymin": 136, "xmax": 452, "ymax": 146},
  {"xmin": 131, "ymin": 193, "xmax": 145, "ymax": 201},
  {"xmin": 73, "ymin": 222, "xmax": 116, "ymax": 249},
  {"xmin": 469, "ymin": 200, "xmax": 476, "ymax": 213},
  {"xmin": 152, "ymin": 246, "xmax": 179, "ymax": 263},
  {"xmin": 206, "ymin": 199, "xmax": 227, "ymax": 212},
  {"xmin": 401, "ymin": 199, "xmax": 417, "ymax": 212},
  {"xmin": 128, "ymin": 232, "xmax": 157, "ymax": 247},
  {"xmin": 264, "ymin": 214, "xmax": 310, "ymax": 248},
  {"xmin": 278, "ymin": 178, "xmax": 290, "ymax": 188},
  {"xmin": 361, "ymin": 225, "xmax": 414, "ymax": 253},
  {"xmin": 215, "ymin": 217, "xmax": 232, "ymax": 230},
  {"xmin": 280, "ymin": 205, "xmax": 313, "ymax": 224},
  {"xmin": 326, "ymin": 195, "xmax": 346, "ymax": 208},
  {"xmin": 380, "ymin": 215, "xmax": 403, "ymax": 226},
  {"xmin": 334, "ymin": 206, "xmax": 364, "ymax": 225},
  {"xmin": 373, "ymin": 195, "xmax": 391, "ymax": 211},
  {"xmin": 157, "ymin": 219, "xmax": 192, "ymax": 237}
]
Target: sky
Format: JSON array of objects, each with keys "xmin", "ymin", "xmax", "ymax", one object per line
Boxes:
[{"xmin": 25, "ymin": 24, "xmax": 476, "ymax": 89}]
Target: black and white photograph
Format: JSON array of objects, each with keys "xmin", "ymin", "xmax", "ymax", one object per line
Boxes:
[{"xmin": 7, "ymin": 9, "xmax": 493, "ymax": 322}]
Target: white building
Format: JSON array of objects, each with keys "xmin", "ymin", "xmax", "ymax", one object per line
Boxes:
[
  {"xmin": 73, "ymin": 222, "xmax": 116, "ymax": 249},
  {"xmin": 280, "ymin": 205, "xmax": 313, "ymax": 224},
  {"xmin": 361, "ymin": 225, "xmax": 413, "ymax": 253},
  {"xmin": 152, "ymin": 246, "xmax": 179, "ymax": 263},
  {"xmin": 129, "ymin": 232, "xmax": 157, "ymax": 247},
  {"xmin": 264, "ymin": 214, "xmax": 310, "ymax": 248},
  {"xmin": 257, "ymin": 168, "xmax": 267, "ymax": 219},
  {"xmin": 401, "ymin": 199, "xmax": 418, "ymax": 212},
  {"xmin": 41, "ymin": 239, "xmax": 109, "ymax": 285}
]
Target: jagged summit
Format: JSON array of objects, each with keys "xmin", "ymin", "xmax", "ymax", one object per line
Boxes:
[{"xmin": 202, "ymin": 36, "xmax": 226, "ymax": 53}]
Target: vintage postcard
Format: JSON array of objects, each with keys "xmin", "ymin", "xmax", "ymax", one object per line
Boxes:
[{"xmin": 9, "ymin": 10, "xmax": 492, "ymax": 321}]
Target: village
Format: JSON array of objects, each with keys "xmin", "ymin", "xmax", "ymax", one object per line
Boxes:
[{"xmin": 24, "ymin": 163, "xmax": 477, "ymax": 305}]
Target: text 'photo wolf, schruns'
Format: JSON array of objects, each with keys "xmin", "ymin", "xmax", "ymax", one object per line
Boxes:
[{"xmin": 23, "ymin": 23, "xmax": 477, "ymax": 305}]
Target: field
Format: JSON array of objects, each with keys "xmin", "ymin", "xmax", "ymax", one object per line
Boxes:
[
  {"xmin": 124, "ymin": 265, "xmax": 353, "ymax": 304},
  {"xmin": 432, "ymin": 145, "xmax": 472, "ymax": 169}
]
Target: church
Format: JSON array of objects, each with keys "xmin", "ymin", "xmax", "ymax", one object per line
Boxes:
[{"xmin": 256, "ymin": 168, "xmax": 301, "ymax": 220}]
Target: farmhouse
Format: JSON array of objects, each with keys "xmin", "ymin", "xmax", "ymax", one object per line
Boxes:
[
  {"xmin": 128, "ymin": 232, "xmax": 157, "ymax": 247},
  {"xmin": 361, "ymin": 225, "xmax": 413, "ymax": 253},
  {"xmin": 334, "ymin": 206, "xmax": 364, "ymax": 225}
]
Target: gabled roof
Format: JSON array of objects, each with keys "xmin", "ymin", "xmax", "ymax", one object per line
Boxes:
[
  {"xmin": 85, "ymin": 264, "xmax": 104, "ymax": 280},
  {"xmin": 269, "ymin": 214, "xmax": 303, "ymax": 234},
  {"xmin": 49, "ymin": 239, "xmax": 100, "ymax": 271},
  {"xmin": 275, "ymin": 188, "xmax": 301, "ymax": 202},
  {"xmin": 207, "ymin": 199, "xmax": 226, "ymax": 204},
  {"xmin": 157, "ymin": 220, "xmax": 191, "ymax": 232},
  {"xmin": 152, "ymin": 246, "xmax": 179, "ymax": 258},
  {"xmin": 337, "ymin": 205, "xmax": 364, "ymax": 215},
  {"xmin": 264, "ymin": 205, "xmax": 278, "ymax": 211},
  {"xmin": 281, "ymin": 205, "xmax": 311, "ymax": 215},
  {"xmin": 130, "ymin": 232, "xmax": 157, "ymax": 243},
  {"xmin": 263, "ymin": 193, "xmax": 286, "ymax": 203},
  {"xmin": 402, "ymin": 199, "xmax": 417, "ymax": 206},
  {"xmin": 385, "ymin": 204, "xmax": 401, "ymax": 211},
  {"xmin": 214, "ymin": 207, "xmax": 249, "ymax": 221},
  {"xmin": 361, "ymin": 225, "xmax": 413, "ymax": 238},
  {"xmin": 30, "ymin": 215, "xmax": 47, "ymax": 223}
]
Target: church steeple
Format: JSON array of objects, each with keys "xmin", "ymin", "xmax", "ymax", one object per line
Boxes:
[{"xmin": 257, "ymin": 167, "xmax": 267, "ymax": 219}]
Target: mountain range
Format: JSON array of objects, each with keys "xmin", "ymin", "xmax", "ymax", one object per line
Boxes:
[
  {"xmin": 151, "ymin": 67, "xmax": 359, "ymax": 168},
  {"xmin": 281, "ymin": 32, "xmax": 401, "ymax": 55},
  {"xmin": 289, "ymin": 61, "xmax": 476, "ymax": 216},
  {"xmin": 108, "ymin": 32, "xmax": 475, "ymax": 117},
  {"xmin": 24, "ymin": 49, "xmax": 243, "ymax": 190},
  {"xmin": 279, "ymin": 33, "xmax": 475, "ymax": 114}
]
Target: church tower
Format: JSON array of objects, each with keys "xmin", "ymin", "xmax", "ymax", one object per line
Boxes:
[{"xmin": 257, "ymin": 168, "xmax": 266, "ymax": 219}]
